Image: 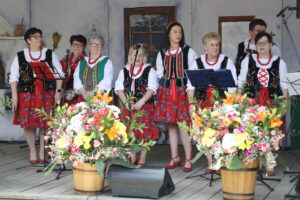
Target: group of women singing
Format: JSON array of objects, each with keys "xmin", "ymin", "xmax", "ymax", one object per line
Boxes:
[{"xmin": 10, "ymin": 20, "xmax": 287, "ymax": 176}]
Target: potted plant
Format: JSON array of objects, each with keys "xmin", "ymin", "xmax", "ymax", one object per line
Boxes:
[
  {"xmin": 37, "ymin": 90, "xmax": 154, "ymax": 194},
  {"xmin": 179, "ymin": 91, "xmax": 287, "ymax": 199}
]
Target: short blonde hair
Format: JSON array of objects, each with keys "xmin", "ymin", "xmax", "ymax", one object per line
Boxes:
[
  {"xmin": 202, "ymin": 32, "xmax": 221, "ymax": 45},
  {"xmin": 127, "ymin": 44, "xmax": 148, "ymax": 65}
]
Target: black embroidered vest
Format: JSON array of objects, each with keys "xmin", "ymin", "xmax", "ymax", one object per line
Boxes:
[
  {"xmin": 159, "ymin": 45, "xmax": 190, "ymax": 88},
  {"xmin": 17, "ymin": 49, "xmax": 56, "ymax": 92},
  {"xmin": 244, "ymin": 56, "xmax": 282, "ymax": 99},
  {"xmin": 123, "ymin": 65, "xmax": 154, "ymax": 104},
  {"xmin": 194, "ymin": 56, "xmax": 228, "ymax": 100}
]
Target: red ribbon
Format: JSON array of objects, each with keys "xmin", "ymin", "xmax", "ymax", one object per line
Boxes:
[
  {"xmin": 170, "ymin": 78, "xmax": 177, "ymax": 102},
  {"xmin": 258, "ymin": 87, "xmax": 269, "ymax": 106},
  {"xmin": 34, "ymin": 79, "xmax": 44, "ymax": 108}
]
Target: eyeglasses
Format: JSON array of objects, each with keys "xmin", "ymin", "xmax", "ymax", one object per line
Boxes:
[
  {"xmin": 30, "ymin": 35, "xmax": 43, "ymax": 39},
  {"xmin": 72, "ymin": 42, "xmax": 84, "ymax": 47},
  {"xmin": 89, "ymin": 43, "xmax": 102, "ymax": 48},
  {"xmin": 256, "ymin": 40, "xmax": 270, "ymax": 46}
]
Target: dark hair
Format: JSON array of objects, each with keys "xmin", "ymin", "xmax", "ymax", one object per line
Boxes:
[
  {"xmin": 254, "ymin": 31, "xmax": 273, "ymax": 44},
  {"xmin": 70, "ymin": 35, "xmax": 87, "ymax": 47},
  {"xmin": 249, "ymin": 19, "xmax": 267, "ymax": 31},
  {"xmin": 164, "ymin": 21, "xmax": 185, "ymax": 49},
  {"xmin": 24, "ymin": 27, "xmax": 43, "ymax": 44}
]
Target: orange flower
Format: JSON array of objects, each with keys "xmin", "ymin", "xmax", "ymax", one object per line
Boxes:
[
  {"xmin": 223, "ymin": 91, "xmax": 234, "ymax": 105},
  {"xmin": 92, "ymin": 89, "xmax": 113, "ymax": 104},
  {"xmin": 270, "ymin": 117, "xmax": 283, "ymax": 128},
  {"xmin": 105, "ymin": 126, "xmax": 118, "ymax": 141},
  {"xmin": 242, "ymin": 158, "xmax": 248, "ymax": 163},
  {"xmin": 193, "ymin": 113, "xmax": 203, "ymax": 127}
]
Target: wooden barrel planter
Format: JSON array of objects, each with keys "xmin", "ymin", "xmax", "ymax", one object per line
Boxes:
[
  {"xmin": 221, "ymin": 159, "xmax": 259, "ymax": 200},
  {"xmin": 73, "ymin": 163, "xmax": 106, "ymax": 195}
]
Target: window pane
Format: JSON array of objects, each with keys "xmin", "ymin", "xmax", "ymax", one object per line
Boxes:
[
  {"xmin": 151, "ymin": 34, "xmax": 165, "ymax": 50},
  {"xmin": 150, "ymin": 15, "xmax": 168, "ymax": 32},
  {"xmin": 131, "ymin": 34, "xmax": 149, "ymax": 46},
  {"xmin": 130, "ymin": 15, "xmax": 149, "ymax": 32}
]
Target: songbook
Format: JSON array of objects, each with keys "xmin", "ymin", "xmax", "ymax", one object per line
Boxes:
[{"xmin": 185, "ymin": 69, "xmax": 236, "ymax": 88}]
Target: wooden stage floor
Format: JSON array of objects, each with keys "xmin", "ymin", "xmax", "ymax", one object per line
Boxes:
[{"xmin": 0, "ymin": 142, "xmax": 299, "ymax": 200}]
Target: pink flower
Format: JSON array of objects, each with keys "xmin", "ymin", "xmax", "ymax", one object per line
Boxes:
[
  {"xmin": 95, "ymin": 152, "xmax": 101, "ymax": 160},
  {"xmin": 93, "ymin": 140, "xmax": 101, "ymax": 148},
  {"xmin": 259, "ymin": 132, "xmax": 265, "ymax": 137}
]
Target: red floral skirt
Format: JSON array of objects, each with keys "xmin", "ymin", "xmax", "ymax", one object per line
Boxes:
[
  {"xmin": 13, "ymin": 91, "xmax": 55, "ymax": 128},
  {"xmin": 155, "ymin": 85, "xmax": 191, "ymax": 124},
  {"xmin": 121, "ymin": 103, "xmax": 158, "ymax": 142}
]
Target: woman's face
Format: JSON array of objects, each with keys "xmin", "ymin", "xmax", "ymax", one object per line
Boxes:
[
  {"xmin": 168, "ymin": 25, "xmax": 182, "ymax": 45},
  {"xmin": 88, "ymin": 39, "xmax": 102, "ymax": 56},
  {"xmin": 129, "ymin": 49, "xmax": 144, "ymax": 67},
  {"xmin": 256, "ymin": 36, "xmax": 272, "ymax": 56},
  {"xmin": 204, "ymin": 39, "xmax": 220, "ymax": 58},
  {"xmin": 27, "ymin": 32, "xmax": 43, "ymax": 49},
  {"xmin": 71, "ymin": 40, "xmax": 84, "ymax": 55}
]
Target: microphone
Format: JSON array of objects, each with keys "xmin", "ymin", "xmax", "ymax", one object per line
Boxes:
[
  {"xmin": 276, "ymin": 6, "xmax": 293, "ymax": 17},
  {"xmin": 66, "ymin": 49, "xmax": 70, "ymax": 54},
  {"xmin": 135, "ymin": 44, "xmax": 142, "ymax": 50}
]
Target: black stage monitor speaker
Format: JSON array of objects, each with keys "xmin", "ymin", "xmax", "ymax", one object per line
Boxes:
[
  {"xmin": 296, "ymin": 176, "xmax": 300, "ymax": 194},
  {"xmin": 107, "ymin": 164, "xmax": 175, "ymax": 199}
]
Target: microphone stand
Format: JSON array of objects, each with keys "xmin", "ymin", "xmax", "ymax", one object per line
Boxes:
[
  {"xmin": 277, "ymin": 6, "xmax": 300, "ymax": 67},
  {"xmin": 52, "ymin": 49, "xmax": 72, "ymax": 180},
  {"xmin": 277, "ymin": 8, "xmax": 300, "ymax": 198},
  {"xmin": 60, "ymin": 49, "xmax": 70, "ymax": 106},
  {"xmin": 253, "ymin": 77, "xmax": 281, "ymax": 191}
]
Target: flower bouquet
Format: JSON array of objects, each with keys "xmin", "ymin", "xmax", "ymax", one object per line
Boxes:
[
  {"xmin": 37, "ymin": 90, "xmax": 154, "ymax": 176},
  {"xmin": 180, "ymin": 91, "xmax": 287, "ymax": 170}
]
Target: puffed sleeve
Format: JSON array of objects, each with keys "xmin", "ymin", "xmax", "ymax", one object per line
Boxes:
[
  {"xmin": 226, "ymin": 58, "xmax": 238, "ymax": 93},
  {"xmin": 147, "ymin": 68, "xmax": 158, "ymax": 94},
  {"xmin": 9, "ymin": 55, "xmax": 20, "ymax": 83},
  {"xmin": 187, "ymin": 48, "xmax": 198, "ymax": 68},
  {"xmin": 97, "ymin": 58, "xmax": 113, "ymax": 91},
  {"xmin": 156, "ymin": 51, "xmax": 164, "ymax": 79},
  {"xmin": 114, "ymin": 68, "xmax": 125, "ymax": 91},
  {"xmin": 279, "ymin": 59, "xmax": 288, "ymax": 89},
  {"xmin": 237, "ymin": 56, "xmax": 249, "ymax": 88},
  {"xmin": 186, "ymin": 59, "xmax": 198, "ymax": 91},
  {"xmin": 73, "ymin": 61, "xmax": 83, "ymax": 91},
  {"xmin": 52, "ymin": 51, "xmax": 65, "ymax": 78}
]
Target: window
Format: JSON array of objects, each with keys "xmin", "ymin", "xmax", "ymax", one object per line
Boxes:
[
  {"xmin": 124, "ymin": 6, "xmax": 175, "ymax": 65},
  {"xmin": 218, "ymin": 16, "xmax": 255, "ymax": 61}
]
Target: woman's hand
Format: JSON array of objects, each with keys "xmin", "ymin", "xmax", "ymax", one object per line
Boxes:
[
  {"xmin": 65, "ymin": 91, "xmax": 76, "ymax": 101},
  {"xmin": 11, "ymin": 92, "xmax": 18, "ymax": 111},
  {"xmin": 131, "ymin": 99, "xmax": 145, "ymax": 111},
  {"xmin": 55, "ymin": 91, "xmax": 62, "ymax": 104}
]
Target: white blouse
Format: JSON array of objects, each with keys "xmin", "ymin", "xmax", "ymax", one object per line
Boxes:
[
  {"xmin": 238, "ymin": 54, "xmax": 287, "ymax": 89},
  {"xmin": 115, "ymin": 64, "xmax": 158, "ymax": 94},
  {"xmin": 73, "ymin": 56, "xmax": 114, "ymax": 91},
  {"xmin": 188, "ymin": 54, "xmax": 237, "ymax": 92},
  {"xmin": 9, "ymin": 48, "xmax": 64, "ymax": 83},
  {"xmin": 156, "ymin": 46, "xmax": 197, "ymax": 79}
]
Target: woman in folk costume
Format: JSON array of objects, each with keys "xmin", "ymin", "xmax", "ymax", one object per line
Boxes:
[
  {"xmin": 115, "ymin": 44, "xmax": 159, "ymax": 165},
  {"xmin": 156, "ymin": 21, "xmax": 197, "ymax": 172},
  {"xmin": 238, "ymin": 31, "xmax": 288, "ymax": 176},
  {"xmin": 60, "ymin": 35, "xmax": 86, "ymax": 104},
  {"xmin": 188, "ymin": 32, "xmax": 237, "ymax": 173},
  {"xmin": 73, "ymin": 34, "xmax": 113, "ymax": 100},
  {"xmin": 10, "ymin": 27, "xmax": 64, "ymax": 164}
]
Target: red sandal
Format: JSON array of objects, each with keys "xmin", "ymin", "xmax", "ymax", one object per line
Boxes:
[
  {"xmin": 183, "ymin": 159, "xmax": 192, "ymax": 172},
  {"xmin": 165, "ymin": 155, "xmax": 181, "ymax": 169}
]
